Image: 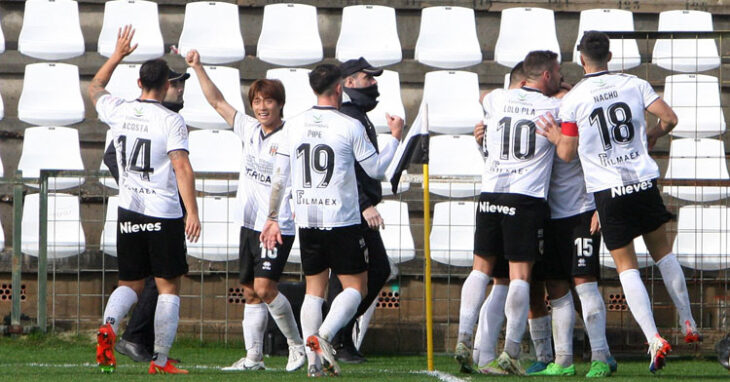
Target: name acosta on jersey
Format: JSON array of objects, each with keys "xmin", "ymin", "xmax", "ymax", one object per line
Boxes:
[
  {"xmin": 119, "ymin": 221, "xmax": 162, "ymax": 234},
  {"xmin": 610, "ymin": 179, "xmax": 653, "ymax": 198},
  {"xmin": 479, "ymin": 201, "xmax": 516, "ymax": 216}
]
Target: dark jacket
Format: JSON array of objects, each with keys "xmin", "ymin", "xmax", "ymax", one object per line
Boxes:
[{"xmin": 340, "ymin": 102, "xmax": 382, "ymax": 212}]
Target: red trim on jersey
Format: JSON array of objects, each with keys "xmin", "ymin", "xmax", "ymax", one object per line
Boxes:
[{"xmin": 561, "ymin": 122, "xmax": 578, "ymax": 137}]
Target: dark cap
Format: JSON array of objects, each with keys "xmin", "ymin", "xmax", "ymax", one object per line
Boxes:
[
  {"xmin": 339, "ymin": 57, "xmax": 383, "ymax": 78},
  {"xmin": 168, "ymin": 69, "xmax": 190, "ymax": 82}
]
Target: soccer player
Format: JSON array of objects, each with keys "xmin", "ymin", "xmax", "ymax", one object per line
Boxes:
[
  {"xmin": 89, "ymin": 25, "xmax": 201, "ymax": 374},
  {"xmin": 260, "ymin": 64, "xmax": 397, "ymax": 376},
  {"xmin": 184, "ymin": 49, "xmax": 306, "ymax": 372},
  {"xmin": 539, "ymin": 30, "xmax": 701, "ymax": 373}
]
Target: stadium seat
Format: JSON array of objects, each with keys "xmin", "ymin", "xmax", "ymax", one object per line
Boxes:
[
  {"xmin": 414, "ymin": 6, "xmax": 481, "ymax": 69},
  {"xmin": 429, "ymin": 135, "xmax": 482, "ymax": 198},
  {"xmin": 106, "ymin": 64, "xmax": 141, "ymax": 101},
  {"xmin": 18, "ymin": 126, "xmax": 85, "ymax": 190},
  {"xmin": 652, "ymin": 10, "xmax": 720, "ymax": 72},
  {"xmin": 178, "ymin": 2, "xmax": 245, "ymax": 64},
  {"xmin": 503, "ymin": 73, "xmax": 511, "ymax": 89},
  {"xmin": 98, "ymin": 0, "xmax": 164, "ymax": 62},
  {"xmin": 18, "ymin": 63, "xmax": 84, "ymax": 126},
  {"xmin": 368, "ymin": 70, "xmax": 406, "ymax": 134},
  {"xmin": 288, "ymin": 234, "xmax": 302, "ymax": 264},
  {"xmin": 377, "ymin": 134, "xmax": 409, "ymax": 195},
  {"xmin": 266, "ymin": 68, "xmax": 315, "ymax": 118},
  {"xmin": 100, "ymin": 196, "xmax": 119, "ymax": 257},
  {"xmin": 573, "ymin": 9, "xmax": 641, "ymax": 70},
  {"xmin": 257, "ymin": 3, "xmax": 323, "ymax": 66},
  {"xmin": 599, "ymin": 237, "xmax": 653, "ymax": 269},
  {"xmin": 336, "ymin": 5, "xmax": 402, "ymax": 67},
  {"xmin": 422, "ymin": 71, "xmax": 483, "ymax": 134},
  {"xmin": 99, "ymin": 130, "xmax": 118, "ymax": 189},
  {"xmin": 18, "ymin": 0, "xmax": 84, "ymax": 60},
  {"xmin": 188, "ymin": 129, "xmax": 242, "ymax": 193},
  {"xmin": 180, "ymin": 66, "xmax": 245, "ymax": 129},
  {"xmin": 673, "ymin": 205, "xmax": 730, "ymax": 270},
  {"xmin": 187, "ymin": 196, "xmax": 240, "ymax": 261},
  {"xmin": 378, "ymin": 200, "xmax": 415, "ymax": 264},
  {"xmin": 0, "ymin": 14, "xmax": 5, "ymax": 54},
  {"xmin": 664, "ymin": 74, "xmax": 726, "ymax": 138},
  {"xmin": 22, "ymin": 193, "xmax": 85, "ymax": 259},
  {"xmin": 431, "ymin": 201, "xmax": 476, "ymax": 267},
  {"xmin": 495, "ymin": 7, "xmax": 561, "ymax": 68},
  {"xmin": 664, "ymin": 138, "xmax": 729, "ymax": 202}
]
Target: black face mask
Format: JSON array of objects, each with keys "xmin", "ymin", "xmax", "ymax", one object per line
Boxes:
[
  {"xmin": 163, "ymin": 102, "xmax": 183, "ymax": 113},
  {"xmin": 344, "ymin": 84, "xmax": 379, "ymax": 112}
]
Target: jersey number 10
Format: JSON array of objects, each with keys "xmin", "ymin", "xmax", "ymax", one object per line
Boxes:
[{"xmin": 499, "ymin": 116, "xmax": 537, "ymax": 161}]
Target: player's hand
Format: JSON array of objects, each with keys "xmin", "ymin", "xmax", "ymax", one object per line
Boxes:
[
  {"xmin": 112, "ymin": 25, "xmax": 138, "ymax": 60},
  {"xmin": 185, "ymin": 49, "xmax": 202, "ymax": 69},
  {"xmin": 590, "ymin": 211, "xmax": 601, "ymax": 235},
  {"xmin": 260, "ymin": 220, "xmax": 283, "ymax": 250},
  {"xmin": 386, "ymin": 113, "xmax": 404, "ymax": 141},
  {"xmin": 362, "ymin": 206, "xmax": 384, "ymax": 230},
  {"xmin": 474, "ymin": 121, "xmax": 485, "ymax": 145},
  {"xmin": 646, "ymin": 122, "xmax": 665, "ymax": 151},
  {"xmin": 536, "ymin": 112, "xmax": 562, "ymax": 146},
  {"xmin": 185, "ymin": 213, "xmax": 201, "ymax": 243}
]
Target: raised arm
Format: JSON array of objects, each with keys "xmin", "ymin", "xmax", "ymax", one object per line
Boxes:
[
  {"xmin": 88, "ymin": 25, "xmax": 138, "ymax": 106},
  {"xmin": 645, "ymin": 98, "xmax": 678, "ymax": 150},
  {"xmin": 169, "ymin": 150, "xmax": 201, "ymax": 243},
  {"xmin": 186, "ymin": 49, "xmax": 237, "ymax": 126}
]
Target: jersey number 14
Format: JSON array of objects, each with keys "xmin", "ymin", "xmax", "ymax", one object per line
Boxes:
[{"xmin": 118, "ymin": 135, "xmax": 155, "ymax": 181}]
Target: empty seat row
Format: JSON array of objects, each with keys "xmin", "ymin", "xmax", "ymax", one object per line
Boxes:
[{"xmin": 6, "ymin": 2, "xmax": 723, "ymax": 72}]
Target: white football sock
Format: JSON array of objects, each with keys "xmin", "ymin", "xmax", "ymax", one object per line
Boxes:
[
  {"xmin": 243, "ymin": 303, "xmax": 269, "ymax": 363},
  {"xmin": 575, "ymin": 282, "xmax": 610, "ymax": 363},
  {"xmin": 153, "ymin": 294, "xmax": 180, "ymax": 366},
  {"xmin": 619, "ymin": 269, "xmax": 658, "ymax": 342},
  {"xmin": 102, "ymin": 285, "xmax": 138, "ymax": 334},
  {"xmin": 458, "ymin": 270, "xmax": 490, "ymax": 348},
  {"xmin": 319, "ymin": 288, "xmax": 361, "ymax": 342},
  {"xmin": 656, "ymin": 253, "xmax": 696, "ymax": 330},
  {"xmin": 476, "ymin": 284, "xmax": 507, "ymax": 366},
  {"xmin": 550, "ymin": 292, "xmax": 575, "ymax": 367},
  {"xmin": 504, "ymin": 279, "xmax": 530, "ymax": 358},
  {"xmin": 267, "ymin": 292, "xmax": 304, "ymax": 346},
  {"xmin": 301, "ymin": 294, "xmax": 324, "ymax": 367},
  {"xmin": 529, "ymin": 315, "xmax": 553, "ymax": 364}
]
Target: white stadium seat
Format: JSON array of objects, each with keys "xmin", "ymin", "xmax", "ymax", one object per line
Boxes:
[
  {"xmin": 429, "ymin": 135, "xmax": 482, "ymax": 198},
  {"xmin": 503, "ymin": 73, "xmax": 511, "ymax": 90},
  {"xmin": 0, "ymin": 12, "xmax": 5, "ymax": 54},
  {"xmin": 106, "ymin": 64, "xmax": 141, "ymax": 101},
  {"xmin": 266, "ymin": 68, "xmax": 315, "ymax": 118},
  {"xmin": 18, "ymin": 126, "xmax": 85, "ymax": 190},
  {"xmin": 181, "ymin": 66, "xmax": 245, "ymax": 129},
  {"xmin": 664, "ymin": 138, "xmax": 730, "ymax": 202},
  {"xmin": 22, "ymin": 193, "xmax": 85, "ymax": 258},
  {"xmin": 0, "ymin": 87, "xmax": 4, "ymax": 121},
  {"xmin": 664, "ymin": 74, "xmax": 726, "ymax": 138},
  {"xmin": 495, "ymin": 7, "xmax": 561, "ymax": 68},
  {"xmin": 188, "ymin": 129, "xmax": 242, "ymax": 193},
  {"xmin": 100, "ymin": 196, "xmax": 119, "ymax": 257},
  {"xmin": 18, "ymin": 63, "xmax": 84, "ymax": 126},
  {"xmin": 257, "ymin": 3, "xmax": 323, "ymax": 66},
  {"xmin": 99, "ymin": 130, "xmax": 118, "ymax": 189},
  {"xmin": 652, "ymin": 10, "xmax": 720, "ymax": 72},
  {"xmin": 178, "ymin": 2, "xmax": 245, "ymax": 65},
  {"xmin": 415, "ymin": 6, "xmax": 481, "ymax": 69},
  {"xmin": 98, "ymin": 0, "xmax": 164, "ymax": 62},
  {"xmin": 368, "ymin": 70, "xmax": 406, "ymax": 133},
  {"xmin": 187, "ymin": 196, "xmax": 240, "ymax": 261},
  {"xmin": 431, "ymin": 201, "xmax": 476, "ymax": 267},
  {"xmin": 573, "ymin": 9, "xmax": 641, "ymax": 70},
  {"xmin": 288, "ymin": 233, "xmax": 302, "ymax": 264},
  {"xmin": 422, "ymin": 71, "xmax": 482, "ymax": 134},
  {"xmin": 673, "ymin": 205, "xmax": 730, "ymax": 270},
  {"xmin": 378, "ymin": 200, "xmax": 415, "ymax": 264},
  {"xmin": 336, "ymin": 5, "xmax": 402, "ymax": 67},
  {"xmin": 599, "ymin": 237, "xmax": 653, "ymax": 269},
  {"xmin": 18, "ymin": 0, "xmax": 84, "ymax": 60},
  {"xmin": 377, "ymin": 134, "xmax": 409, "ymax": 195}
]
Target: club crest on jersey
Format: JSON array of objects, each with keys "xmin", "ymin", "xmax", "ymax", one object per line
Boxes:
[
  {"xmin": 269, "ymin": 144, "xmax": 278, "ymax": 156},
  {"xmin": 313, "ymin": 114, "xmax": 323, "ymax": 124},
  {"xmin": 134, "ymin": 107, "xmax": 144, "ymax": 117}
]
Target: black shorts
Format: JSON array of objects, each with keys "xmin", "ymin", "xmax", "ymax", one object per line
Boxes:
[
  {"xmin": 594, "ymin": 179, "xmax": 673, "ymax": 251},
  {"xmin": 474, "ymin": 192, "xmax": 548, "ymax": 263},
  {"xmin": 542, "ymin": 210, "xmax": 601, "ymax": 281},
  {"xmin": 239, "ymin": 227, "xmax": 295, "ymax": 284},
  {"xmin": 299, "ymin": 225, "xmax": 368, "ymax": 276},
  {"xmin": 116, "ymin": 207, "xmax": 188, "ymax": 281}
]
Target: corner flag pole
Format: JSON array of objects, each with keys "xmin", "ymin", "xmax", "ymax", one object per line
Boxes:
[{"xmin": 423, "ymin": 150, "xmax": 434, "ymax": 371}]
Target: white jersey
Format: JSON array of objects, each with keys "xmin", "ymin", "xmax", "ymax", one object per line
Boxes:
[
  {"xmin": 96, "ymin": 95, "xmax": 188, "ymax": 218},
  {"xmin": 278, "ymin": 106, "xmax": 377, "ymax": 228},
  {"xmin": 559, "ymin": 71, "xmax": 660, "ymax": 192},
  {"xmin": 232, "ymin": 112, "xmax": 295, "ymax": 235},
  {"xmin": 481, "ymin": 87, "xmax": 559, "ymax": 199},
  {"xmin": 548, "ymin": 154, "xmax": 596, "ymax": 219}
]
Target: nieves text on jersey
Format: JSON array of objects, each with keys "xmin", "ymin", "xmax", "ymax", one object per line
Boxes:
[
  {"xmin": 119, "ymin": 221, "xmax": 162, "ymax": 234},
  {"xmin": 610, "ymin": 180, "xmax": 653, "ymax": 198},
  {"xmin": 479, "ymin": 201, "xmax": 516, "ymax": 216}
]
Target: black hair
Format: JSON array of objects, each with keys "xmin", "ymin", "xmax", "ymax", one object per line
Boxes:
[
  {"xmin": 522, "ymin": 50, "xmax": 559, "ymax": 80},
  {"xmin": 578, "ymin": 31, "xmax": 611, "ymax": 63},
  {"xmin": 509, "ymin": 61, "xmax": 526, "ymax": 86},
  {"xmin": 309, "ymin": 64, "xmax": 342, "ymax": 95},
  {"xmin": 139, "ymin": 59, "xmax": 170, "ymax": 91}
]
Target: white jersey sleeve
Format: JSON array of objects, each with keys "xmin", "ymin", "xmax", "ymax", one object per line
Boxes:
[
  {"xmin": 165, "ymin": 114, "xmax": 189, "ymax": 153},
  {"xmin": 95, "ymin": 94, "xmax": 126, "ymax": 124},
  {"xmin": 232, "ymin": 111, "xmax": 259, "ymax": 141},
  {"xmin": 548, "ymin": 153, "xmax": 595, "ymax": 219}
]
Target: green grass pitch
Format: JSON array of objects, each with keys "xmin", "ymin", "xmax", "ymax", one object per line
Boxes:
[{"xmin": 0, "ymin": 334, "xmax": 728, "ymax": 381}]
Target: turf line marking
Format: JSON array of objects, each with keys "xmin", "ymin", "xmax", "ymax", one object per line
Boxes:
[
  {"xmin": 415, "ymin": 370, "xmax": 468, "ymax": 382},
  {"xmin": 19, "ymin": 362, "xmax": 263, "ymax": 371}
]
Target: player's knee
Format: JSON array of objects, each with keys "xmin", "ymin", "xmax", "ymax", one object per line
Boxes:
[{"xmin": 253, "ymin": 283, "xmax": 278, "ymax": 303}]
